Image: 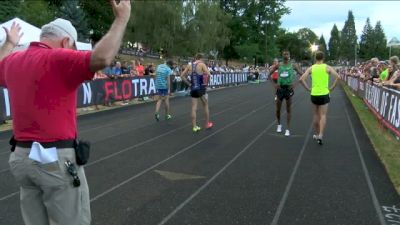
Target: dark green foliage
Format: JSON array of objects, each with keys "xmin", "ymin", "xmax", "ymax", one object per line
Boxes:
[
  {"xmin": 58, "ymin": 0, "xmax": 89, "ymax": 42},
  {"xmin": 328, "ymin": 24, "xmax": 340, "ymax": 61},
  {"xmin": 340, "ymin": 11, "xmax": 357, "ymax": 63}
]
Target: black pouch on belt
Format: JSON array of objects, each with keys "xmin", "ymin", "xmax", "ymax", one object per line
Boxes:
[
  {"xmin": 9, "ymin": 135, "xmax": 16, "ymax": 152},
  {"xmin": 74, "ymin": 139, "xmax": 91, "ymax": 165}
]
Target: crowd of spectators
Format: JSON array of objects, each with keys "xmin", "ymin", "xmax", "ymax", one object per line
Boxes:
[
  {"xmin": 91, "ymin": 56, "xmax": 266, "ymax": 109},
  {"xmin": 341, "ymin": 55, "xmax": 400, "ymax": 90}
]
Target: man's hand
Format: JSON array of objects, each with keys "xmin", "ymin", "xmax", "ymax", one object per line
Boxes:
[
  {"xmin": 111, "ymin": 0, "xmax": 131, "ymax": 24},
  {"xmin": 3, "ymin": 22, "xmax": 23, "ymax": 47}
]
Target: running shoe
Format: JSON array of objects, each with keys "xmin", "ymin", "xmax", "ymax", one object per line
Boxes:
[
  {"xmin": 285, "ymin": 129, "xmax": 290, "ymax": 137},
  {"xmin": 312, "ymin": 134, "xmax": 318, "ymax": 140},
  {"xmin": 205, "ymin": 122, "xmax": 213, "ymax": 129},
  {"xmin": 276, "ymin": 124, "xmax": 282, "ymax": 133},
  {"xmin": 166, "ymin": 114, "xmax": 172, "ymax": 120},
  {"xmin": 155, "ymin": 113, "xmax": 160, "ymax": 122},
  {"xmin": 192, "ymin": 126, "xmax": 201, "ymax": 133},
  {"xmin": 317, "ymin": 138, "xmax": 323, "ymax": 145}
]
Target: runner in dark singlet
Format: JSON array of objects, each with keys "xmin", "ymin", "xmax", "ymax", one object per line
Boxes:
[{"xmin": 180, "ymin": 53, "xmax": 213, "ymax": 132}]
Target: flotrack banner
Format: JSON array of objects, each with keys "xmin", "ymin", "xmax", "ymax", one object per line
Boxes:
[
  {"xmin": 343, "ymin": 75, "xmax": 400, "ymax": 137},
  {"xmin": 0, "ymin": 72, "xmax": 249, "ymax": 120}
]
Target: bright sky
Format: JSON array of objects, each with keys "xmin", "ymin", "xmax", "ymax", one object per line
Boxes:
[{"xmin": 281, "ymin": 1, "xmax": 400, "ymax": 43}]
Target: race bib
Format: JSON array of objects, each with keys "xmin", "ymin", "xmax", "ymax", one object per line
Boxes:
[{"xmin": 280, "ymin": 71, "xmax": 289, "ymax": 78}]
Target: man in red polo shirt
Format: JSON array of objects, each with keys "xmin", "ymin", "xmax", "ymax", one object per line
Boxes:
[{"xmin": 0, "ymin": 1, "xmax": 131, "ymax": 225}]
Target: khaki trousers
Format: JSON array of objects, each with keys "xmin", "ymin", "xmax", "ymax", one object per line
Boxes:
[{"xmin": 9, "ymin": 147, "xmax": 91, "ymax": 225}]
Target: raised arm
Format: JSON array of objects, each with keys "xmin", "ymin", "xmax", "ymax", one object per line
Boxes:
[
  {"xmin": 89, "ymin": 0, "xmax": 131, "ymax": 72},
  {"xmin": 0, "ymin": 22, "xmax": 23, "ymax": 61}
]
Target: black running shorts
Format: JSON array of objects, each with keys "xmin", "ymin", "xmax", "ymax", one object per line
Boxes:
[
  {"xmin": 276, "ymin": 85, "xmax": 294, "ymax": 101},
  {"xmin": 190, "ymin": 89, "xmax": 206, "ymax": 98},
  {"xmin": 311, "ymin": 94, "xmax": 330, "ymax": 105}
]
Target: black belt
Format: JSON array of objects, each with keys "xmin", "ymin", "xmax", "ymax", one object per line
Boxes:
[{"xmin": 16, "ymin": 140, "xmax": 75, "ymax": 149}]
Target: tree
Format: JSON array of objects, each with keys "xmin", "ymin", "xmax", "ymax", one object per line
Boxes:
[
  {"xmin": 58, "ymin": 0, "xmax": 89, "ymax": 42},
  {"xmin": 275, "ymin": 29, "xmax": 302, "ymax": 61},
  {"xmin": 328, "ymin": 24, "xmax": 340, "ymax": 61},
  {"xmin": 131, "ymin": 1, "xmax": 184, "ymax": 57},
  {"xmin": 0, "ymin": 0, "xmax": 21, "ymax": 22},
  {"xmin": 19, "ymin": 0, "xmax": 56, "ymax": 27},
  {"xmin": 182, "ymin": 1, "xmax": 231, "ymax": 57},
  {"xmin": 220, "ymin": 0, "xmax": 289, "ymax": 63},
  {"xmin": 79, "ymin": 0, "xmax": 114, "ymax": 42},
  {"xmin": 296, "ymin": 28, "xmax": 318, "ymax": 61},
  {"xmin": 359, "ymin": 18, "xmax": 374, "ymax": 60},
  {"xmin": 340, "ymin": 11, "xmax": 357, "ymax": 64},
  {"xmin": 373, "ymin": 21, "xmax": 387, "ymax": 59},
  {"xmin": 318, "ymin": 35, "xmax": 328, "ymax": 58}
]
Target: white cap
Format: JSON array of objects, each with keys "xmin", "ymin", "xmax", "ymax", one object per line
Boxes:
[{"xmin": 49, "ymin": 18, "xmax": 77, "ymax": 45}]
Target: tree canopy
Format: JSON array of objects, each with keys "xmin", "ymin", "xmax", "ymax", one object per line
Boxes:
[{"xmin": 0, "ymin": 0, "xmax": 395, "ymax": 64}]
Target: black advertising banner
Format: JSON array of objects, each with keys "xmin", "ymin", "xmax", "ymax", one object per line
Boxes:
[
  {"xmin": 343, "ymin": 75, "xmax": 400, "ymax": 137},
  {"xmin": 0, "ymin": 73, "xmax": 249, "ymax": 120},
  {"xmin": 364, "ymin": 83, "xmax": 400, "ymax": 137},
  {"xmin": 208, "ymin": 72, "xmax": 248, "ymax": 87},
  {"xmin": 77, "ymin": 76, "xmax": 157, "ymax": 108}
]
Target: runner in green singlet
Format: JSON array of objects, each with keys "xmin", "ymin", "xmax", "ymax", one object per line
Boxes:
[
  {"xmin": 300, "ymin": 51, "xmax": 339, "ymax": 145},
  {"xmin": 269, "ymin": 50, "xmax": 302, "ymax": 136}
]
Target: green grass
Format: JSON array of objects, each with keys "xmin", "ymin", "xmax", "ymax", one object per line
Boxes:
[{"xmin": 343, "ymin": 85, "xmax": 400, "ymax": 193}]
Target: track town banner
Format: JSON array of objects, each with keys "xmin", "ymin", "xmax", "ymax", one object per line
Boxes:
[{"xmin": 343, "ymin": 75, "xmax": 400, "ymax": 137}]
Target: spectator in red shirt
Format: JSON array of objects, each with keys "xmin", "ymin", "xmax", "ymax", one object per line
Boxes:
[{"xmin": 0, "ymin": 1, "xmax": 131, "ymax": 225}]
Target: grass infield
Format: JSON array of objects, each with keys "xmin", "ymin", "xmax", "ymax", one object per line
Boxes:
[{"xmin": 343, "ymin": 84, "xmax": 400, "ymax": 193}]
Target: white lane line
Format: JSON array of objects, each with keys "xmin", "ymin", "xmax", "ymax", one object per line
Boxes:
[
  {"xmin": 157, "ymin": 114, "xmax": 278, "ymax": 225},
  {"xmin": 0, "ymin": 99, "xmax": 264, "ymax": 201},
  {"xmin": 344, "ymin": 106, "xmax": 386, "ymax": 225},
  {"xmin": 0, "ymin": 95, "xmax": 243, "ymax": 156},
  {"xmin": 78, "ymin": 86, "xmax": 250, "ymax": 134},
  {"xmin": 85, "ymin": 99, "xmax": 256, "ymax": 166},
  {"xmin": 90, "ymin": 104, "xmax": 269, "ymax": 202},
  {"xmin": 270, "ymin": 124, "xmax": 313, "ymax": 225},
  {"xmin": 0, "ymin": 191, "xmax": 19, "ymax": 201},
  {"xmin": 0, "ymin": 99, "xmax": 253, "ymax": 176},
  {"xmin": 156, "ymin": 97, "xmax": 306, "ymax": 225}
]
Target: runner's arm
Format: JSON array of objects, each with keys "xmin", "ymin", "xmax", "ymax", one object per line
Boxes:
[
  {"xmin": 180, "ymin": 66, "xmax": 191, "ymax": 86},
  {"xmin": 292, "ymin": 63, "xmax": 303, "ymax": 88},
  {"xmin": 167, "ymin": 71, "xmax": 172, "ymax": 94},
  {"xmin": 268, "ymin": 65, "xmax": 279, "ymax": 89},
  {"xmin": 327, "ymin": 66, "xmax": 339, "ymax": 91},
  {"xmin": 299, "ymin": 67, "xmax": 312, "ymax": 92},
  {"xmin": 294, "ymin": 63, "xmax": 303, "ymax": 76},
  {"xmin": 202, "ymin": 63, "xmax": 211, "ymax": 76},
  {"xmin": 269, "ymin": 65, "xmax": 278, "ymax": 74}
]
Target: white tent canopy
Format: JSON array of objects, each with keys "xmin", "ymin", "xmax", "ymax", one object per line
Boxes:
[
  {"xmin": 0, "ymin": 17, "xmax": 92, "ymax": 51},
  {"xmin": 0, "ymin": 17, "xmax": 41, "ymax": 46},
  {"xmin": 388, "ymin": 37, "xmax": 400, "ymax": 47}
]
